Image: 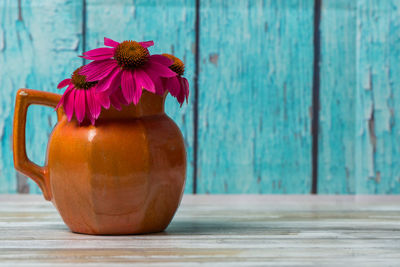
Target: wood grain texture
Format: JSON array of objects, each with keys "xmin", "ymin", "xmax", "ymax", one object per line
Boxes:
[
  {"xmin": 85, "ymin": 0, "xmax": 196, "ymax": 193},
  {"xmin": 318, "ymin": 0, "xmax": 400, "ymax": 194},
  {"xmin": 1, "ymin": 1, "xmax": 400, "ymax": 195},
  {"xmin": 355, "ymin": 0, "xmax": 400, "ymax": 194},
  {"xmin": 318, "ymin": 0, "xmax": 357, "ymax": 193},
  {"xmin": 0, "ymin": 0, "xmax": 83, "ymax": 193},
  {"xmin": 197, "ymin": 0, "xmax": 314, "ymax": 193},
  {"xmin": 1, "ymin": 195, "xmax": 400, "ymax": 265}
]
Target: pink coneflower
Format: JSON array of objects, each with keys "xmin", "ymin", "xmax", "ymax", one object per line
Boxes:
[
  {"xmin": 56, "ymin": 67, "xmax": 110, "ymax": 124},
  {"xmin": 79, "ymin": 37, "xmax": 177, "ymax": 105},
  {"xmin": 161, "ymin": 54, "xmax": 189, "ymax": 106}
]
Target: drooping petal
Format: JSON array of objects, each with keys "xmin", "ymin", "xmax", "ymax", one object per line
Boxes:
[
  {"xmin": 96, "ymin": 67, "xmax": 120, "ymax": 93},
  {"xmin": 149, "ymin": 55, "xmax": 173, "ymax": 66},
  {"xmin": 145, "ymin": 60, "xmax": 177, "ymax": 77},
  {"xmin": 64, "ymin": 88, "xmax": 76, "ymax": 121},
  {"xmin": 183, "ymin": 77, "xmax": 190, "ymax": 102},
  {"xmin": 82, "ymin": 47, "xmax": 115, "ymax": 60},
  {"xmin": 89, "ymin": 116, "xmax": 95, "ymax": 125},
  {"xmin": 110, "ymin": 94, "xmax": 122, "ymax": 110},
  {"xmin": 104, "ymin": 37, "xmax": 119, "ymax": 48},
  {"xmin": 110, "ymin": 86, "xmax": 130, "ymax": 110},
  {"xmin": 165, "ymin": 76, "xmax": 180, "ymax": 96},
  {"xmin": 114, "ymin": 87, "xmax": 129, "ymax": 105},
  {"xmin": 177, "ymin": 78, "xmax": 186, "ymax": 105},
  {"xmin": 80, "ymin": 59, "xmax": 118, "ymax": 82},
  {"xmin": 85, "ymin": 103, "xmax": 96, "ymax": 125},
  {"xmin": 132, "ymin": 70, "xmax": 145, "ymax": 105},
  {"xmin": 74, "ymin": 90, "xmax": 86, "ymax": 123},
  {"xmin": 139, "ymin": 40, "xmax": 154, "ymax": 48},
  {"xmin": 97, "ymin": 91, "xmax": 111, "ymax": 109},
  {"xmin": 107, "ymin": 71, "xmax": 122, "ymax": 94},
  {"xmin": 55, "ymin": 85, "xmax": 72, "ymax": 110},
  {"xmin": 135, "ymin": 69, "xmax": 155, "ymax": 93},
  {"xmin": 86, "ymin": 88, "xmax": 101, "ymax": 119},
  {"xmin": 121, "ymin": 70, "xmax": 135, "ymax": 103},
  {"xmin": 146, "ymin": 69, "xmax": 165, "ymax": 95},
  {"xmin": 57, "ymin": 78, "xmax": 71, "ymax": 89},
  {"xmin": 133, "ymin": 86, "xmax": 142, "ymax": 105}
]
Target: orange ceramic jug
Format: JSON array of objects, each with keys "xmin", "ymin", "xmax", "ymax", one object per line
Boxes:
[{"xmin": 13, "ymin": 89, "xmax": 186, "ymax": 235}]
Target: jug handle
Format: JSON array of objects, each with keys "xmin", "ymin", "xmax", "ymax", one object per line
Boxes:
[{"xmin": 13, "ymin": 89, "xmax": 63, "ymax": 201}]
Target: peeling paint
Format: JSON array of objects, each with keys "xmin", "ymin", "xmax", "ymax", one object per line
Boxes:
[
  {"xmin": 375, "ymin": 171, "xmax": 381, "ymax": 183},
  {"xmin": 368, "ymin": 106, "xmax": 376, "ymax": 154},
  {"xmin": 18, "ymin": 0, "xmax": 23, "ymax": 21},
  {"xmin": 0, "ymin": 29, "xmax": 4, "ymax": 51},
  {"xmin": 208, "ymin": 53, "xmax": 219, "ymax": 66}
]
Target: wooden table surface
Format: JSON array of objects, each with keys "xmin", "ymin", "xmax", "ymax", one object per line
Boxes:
[{"xmin": 1, "ymin": 195, "xmax": 400, "ymax": 266}]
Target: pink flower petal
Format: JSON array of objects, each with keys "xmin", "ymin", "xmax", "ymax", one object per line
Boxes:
[
  {"xmin": 57, "ymin": 78, "xmax": 71, "ymax": 89},
  {"xmin": 55, "ymin": 85, "xmax": 72, "ymax": 110},
  {"xmin": 86, "ymin": 88, "xmax": 101, "ymax": 119},
  {"xmin": 146, "ymin": 69, "xmax": 165, "ymax": 95},
  {"xmin": 84, "ymin": 102, "xmax": 95, "ymax": 125},
  {"xmin": 65, "ymin": 88, "xmax": 76, "ymax": 121},
  {"xmin": 107, "ymin": 88, "xmax": 128, "ymax": 110},
  {"xmin": 177, "ymin": 78, "xmax": 186, "ymax": 105},
  {"xmin": 133, "ymin": 86, "xmax": 142, "ymax": 105},
  {"xmin": 110, "ymin": 94, "xmax": 122, "ymax": 110},
  {"xmin": 80, "ymin": 60, "xmax": 118, "ymax": 82},
  {"xmin": 96, "ymin": 67, "xmax": 121, "ymax": 93},
  {"xmin": 165, "ymin": 76, "xmax": 180, "ymax": 96},
  {"xmin": 114, "ymin": 87, "xmax": 129, "ymax": 105},
  {"xmin": 135, "ymin": 69, "xmax": 155, "ymax": 93},
  {"xmin": 121, "ymin": 70, "xmax": 135, "ymax": 103},
  {"xmin": 104, "ymin": 37, "xmax": 119, "ymax": 48},
  {"xmin": 74, "ymin": 89, "xmax": 86, "ymax": 123},
  {"xmin": 183, "ymin": 77, "xmax": 189, "ymax": 102},
  {"xmin": 82, "ymin": 47, "xmax": 115, "ymax": 60},
  {"xmin": 132, "ymin": 69, "xmax": 145, "ymax": 105},
  {"xmin": 145, "ymin": 60, "xmax": 177, "ymax": 77},
  {"xmin": 97, "ymin": 91, "xmax": 111, "ymax": 109},
  {"xmin": 150, "ymin": 55, "xmax": 173, "ymax": 66},
  {"xmin": 81, "ymin": 54, "xmax": 114, "ymax": 61},
  {"xmin": 139, "ymin": 40, "xmax": 154, "ymax": 48},
  {"xmin": 107, "ymin": 71, "xmax": 122, "ymax": 94}
]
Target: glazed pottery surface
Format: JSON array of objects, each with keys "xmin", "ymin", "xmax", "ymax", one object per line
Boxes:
[{"xmin": 13, "ymin": 89, "xmax": 186, "ymax": 235}]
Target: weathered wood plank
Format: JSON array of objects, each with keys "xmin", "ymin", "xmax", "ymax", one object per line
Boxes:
[
  {"xmin": 1, "ymin": 195, "xmax": 400, "ymax": 265},
  {"xmin": 355, "ymin": 0, "xmax": 400, "ymax": 194},
  {"xmin": 197, "ymin": 0, "xmax": 314, "ymax": 193},
  {"xmin": 318, "ymin": 0, "xmax": 357, "ymax": 193},
  {"xmin": 85, "ymin": 0, "xmax": 196, "ymax": 193},
  {"xmin": 0, "ymin": 0, "xmax": 83, "ymax": 193}
]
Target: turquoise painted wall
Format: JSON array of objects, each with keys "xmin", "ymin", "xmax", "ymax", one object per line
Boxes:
[{"xmin": 0, "ymin": 0, "xmax": 399, "ymax": 194}]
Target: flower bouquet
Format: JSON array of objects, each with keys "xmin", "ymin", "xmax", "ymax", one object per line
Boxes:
[
  {"xmin": 13, "ymin": 37, "xmax": 189, "ymax": 235},
  {"xmin": 57, "ymin": 37, "xmax": 189, "ymax": 124}
]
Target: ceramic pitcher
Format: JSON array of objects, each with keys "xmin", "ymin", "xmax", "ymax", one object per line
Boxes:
[{"xmin": 13, "ymin": 88, "xmax": 186, "ymax": 235}]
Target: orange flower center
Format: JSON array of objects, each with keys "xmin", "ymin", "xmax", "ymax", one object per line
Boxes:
[
  {"xmin": 71, "ymin": 67, "xmax": 97, "ymax": 90},
  {"xmin": 162, "ymin": 54, "xmax": 185, "ymax": 76},
  {"xmin": 114, "ymin": 41, "xmax": 150, "ymax": 70}
]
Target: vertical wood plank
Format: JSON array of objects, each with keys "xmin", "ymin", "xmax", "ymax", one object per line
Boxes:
[
  {"xmin": 319, "ymin": 0, "xmax": 400, "ymax": 194},
  {"xmin": 197, "ymin": 0, "xmax": 314, "ymax": 193},
  {"xmin": 0, "ymin": 0, "xmax": 83, "ymax": 193},
  {"xmin": 355, "ymin": 0, "xmax": 400, "ymax": 193},
  {"xmin": 85, "ymin": 0, "xmax": 196, "ymax": 193},
  {"xmin": 318, "ymin": 0, "xmax": 356, "ymax": 193}
]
